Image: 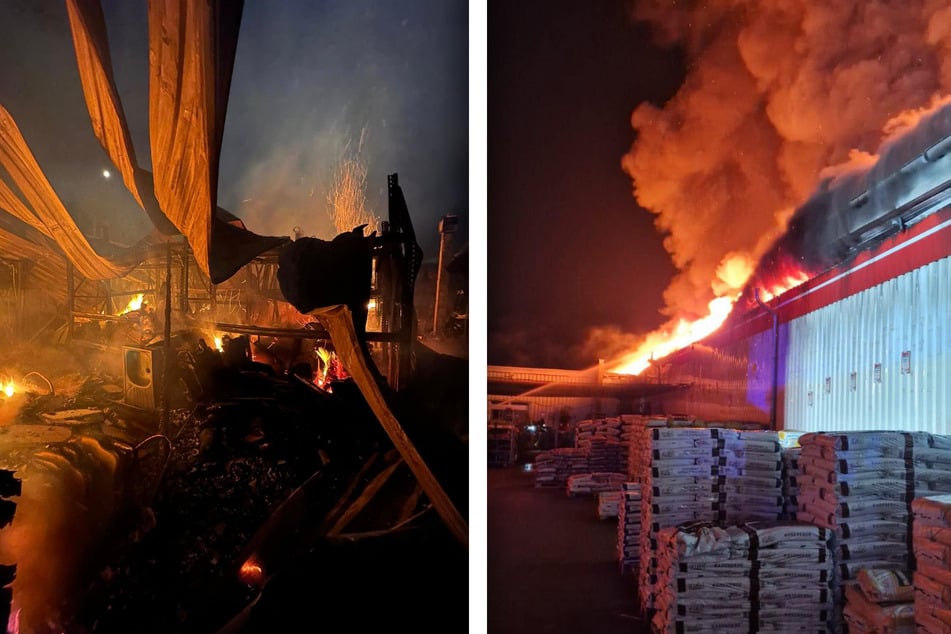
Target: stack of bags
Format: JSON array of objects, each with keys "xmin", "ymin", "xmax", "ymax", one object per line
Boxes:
[
  {"xmin": 651, "ymin": 522, "xmax": 834, "ymax": 634},
  {"xmin": 714, "ymin": 430, "xmax": 784, "ymax": 524},
  {"xmin": 913, "ymin": 434, "xmax": 951, "ymax": 497},
  {"xmin": 912, "ymin": 494, "xmax": 951, "ymax": 633},
  {"xmin": 532, "ymin": 448, "xmax": 588, "ymax": 487},
  {"xmin": 588, "ymin": 438, "xmax": 627, "ymax": 474},
  {"xmin": 781, "ymin": 447, "xmax": 801, "ymax": 520},
  {"xmin": 598, "ymin": 490, "xmax": 622, "ymax": 520},
  {"xmin": 842, "ymin": 569, "xmax": 915, "ymax": 634},
  {"xmin": 638, "ymin": 427, "xmax": 721, "ymax": 612},
  {"xmin": 617, "ymin": 482, "xmax": 642, "ymax": 574},
  {"xmin": 795, "ymin": 431, "xmax": 926, "ymax": 629},
  {"xmin": 626, "ymin": 416, "xmax": 668, "ymax": 481},
  {"xmin": 574, "ymin": 418, "xmax": 622, "ymax": 450},
  {"xmin": 638, "ymin": 427, "xmax": 784, "ymax": 612},
  {"xmin": 566, "ymin": 471, "xmax": 625, "ymax": 496}
]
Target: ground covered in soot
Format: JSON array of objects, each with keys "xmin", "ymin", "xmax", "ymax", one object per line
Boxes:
[{"xmin": 0, "ymin": 340, "xmax": 468, "ymax": 634}]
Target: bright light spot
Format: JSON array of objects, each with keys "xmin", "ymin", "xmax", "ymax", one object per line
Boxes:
[
  {"xmin": 367, "ymin": 298, "xmax": 377, "ymax": 310},
  {"xmin": 239, "ymin": 558, "xmax": 265, "ymax": 586},
  {"xmin": 118, "ymin": 294, "xmax": 144, "ymax": 315},
  {"xmin": 102, "ymin": 169, "xmax": 111, "ymax": 179},
  {"xmin": 213, "ymin": 336, "xmax": 223, "ymax": 352},
  {"xmin": 526, "ymin": 425, "xmax": 536, "ymax": 432},
  {"xmin": 2, "ymin": 382, "xmax": 13, "ymax": 398}
]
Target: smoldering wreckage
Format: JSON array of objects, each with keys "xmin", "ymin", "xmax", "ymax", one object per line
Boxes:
[{"xmin": 0, "ymin": 1, "xmax": 468, "ymax": 633}]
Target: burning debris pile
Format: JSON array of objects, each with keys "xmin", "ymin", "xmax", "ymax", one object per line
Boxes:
[{"xmin": 0, "ymin": 331, "xmax": 467, "ymax": 634}]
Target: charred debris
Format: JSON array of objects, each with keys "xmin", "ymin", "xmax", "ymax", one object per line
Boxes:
[{"xmin": 0, "ymin": 176, "xmax": 467, "ymax": 634}]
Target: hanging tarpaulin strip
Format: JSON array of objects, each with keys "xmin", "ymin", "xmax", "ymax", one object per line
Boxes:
[
  {"xmin": 65, "ymin": 0, "xmax": 179, "ymax": 236},
  {"xmin": 148, "ymin": 0, "xmax": 284, "ymax": 284},
  {"xmin": 309, "ymin": 304, "xmax": 468, "ymax": 547},
  {"xmin": 0, "ymin": 105, "xmax": 129, "ymax": 280},
  {"xmin": 0, "ymin": 178, "xmax": 50, "ymax": 238}
]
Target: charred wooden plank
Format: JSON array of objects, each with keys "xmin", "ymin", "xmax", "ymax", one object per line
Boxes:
[
  {"xmin": 309, "ymin": 304, "xmax": 468, "ymax": 546},
  {"xmin": 326, "ymin": 457, "xmax": 404, "ymax": 536}
]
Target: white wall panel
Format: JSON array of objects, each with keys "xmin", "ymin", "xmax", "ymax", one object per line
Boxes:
[{"xmin": 784, "ymin": 256, "xmax": 951, "ymax": 433}]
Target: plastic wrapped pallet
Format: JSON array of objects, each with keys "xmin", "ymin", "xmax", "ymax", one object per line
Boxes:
[
  {"xmin": 651, "ymin": 522, "xmax": 834, "ymax": 633},
  {"xmin": 913, "ymin": 495, "xmax": 951, "ymax": 634},
  {"xmin": 617, "ymin": 482, "xmax": 641, "ymax": 574}
]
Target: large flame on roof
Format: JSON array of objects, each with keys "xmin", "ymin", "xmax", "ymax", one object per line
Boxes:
[{"xmin": 612, "ymin": 252, "xmax": 810, "ymax": 375}]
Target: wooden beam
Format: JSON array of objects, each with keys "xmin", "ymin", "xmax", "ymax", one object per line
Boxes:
[
  {"xmin": 317, "ymin": 451, "xmax": 382, "ymax": 534},
  {"xmin": 326, "ymin": 458, "xmax": 404, "ymax": 536},
  {"xmin": 309, "ymin": 304, "xmax": 468, "ymax": 546}
]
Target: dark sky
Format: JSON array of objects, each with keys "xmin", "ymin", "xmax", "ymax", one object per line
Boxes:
[
  {"xmin": 488, "ymin": 0, "xmax": 685, "ymax": 369},
  {"xmin": 0, "ymin": 0, "xmax": 467, "ymax": 261}
]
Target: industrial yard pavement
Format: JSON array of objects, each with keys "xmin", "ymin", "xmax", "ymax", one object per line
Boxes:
[{"xmin": 487, "ymin": 465, "xmax": 648, "ymax": 634}]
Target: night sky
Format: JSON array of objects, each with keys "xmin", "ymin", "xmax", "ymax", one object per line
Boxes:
[
  {"xmin": 488, "ymin": 0, "xmax": 685, "ymax": 370},
  {"xmin": 0, "ymin": 0, "xmax": 468, "ymax": 261}
]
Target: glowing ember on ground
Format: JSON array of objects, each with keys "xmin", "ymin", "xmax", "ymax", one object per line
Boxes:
[
  {"xmin": 118, "ymin": 294, "xmax": 144, "ymax": 315},
  {"xmin": 239, "ymin": 559, "xmax": 264, "ymax": 586}
]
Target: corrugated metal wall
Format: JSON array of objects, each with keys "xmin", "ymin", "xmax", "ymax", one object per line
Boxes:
[
  {"xmin": 784, "ymin": 255, "xmax": 951, "ymax": 433},
  {"xmin": 657, "ymin": 334, "xmax": 772, "ymax": 426}
]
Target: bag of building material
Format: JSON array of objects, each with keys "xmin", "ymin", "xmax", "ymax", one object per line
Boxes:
[
  {"xmin": 911, "ymin": 494, "xmax": 951, "ymax": 526},
  {"xmin": 843, "ymin": 583, "xmax": 915, "ymax": 634},
  {"xmin": 855, "ymin": 568, "xmax": 914, "ymax": 604}
]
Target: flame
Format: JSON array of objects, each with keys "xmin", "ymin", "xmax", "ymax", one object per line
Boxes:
[
  {"xmin": 613, "ymin": 295, "xmax": 738, "ymax": 375},
  {"xmin": 118, "ymin": 294, "xmax": 144, "ymax": 315},
  {"xmin": 239, "ymin": 558, "xmax": 265, "ymax": 586},
  {"xmin": 612, "ymin": 256, "xmax": 812, "ymax": 376},
  {"xmin": 213, "ymin": 336, "xmax": 223, "ymax": 352},
  {"xmin": 2, "ymin": 382, "xmax": 12, "ymax": 398}
]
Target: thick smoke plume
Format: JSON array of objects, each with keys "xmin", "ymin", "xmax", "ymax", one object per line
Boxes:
[{"xmin": 623, "ymin": 0, "xmax": 951, "ymax": 321}]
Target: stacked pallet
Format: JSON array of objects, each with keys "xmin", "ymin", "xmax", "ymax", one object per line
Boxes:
[
  {"xmin": 639, "ymin": 427, "xmax": 721, "ymax": 612},
  {"xmin": 912, "ymin": 495, "xmax": 951, "ymax": 633},
  {"xmin": 598, "ymin": 490, "xmax": 622, "ymax": 520},
  {"xmin": 532, "ymin": 448, "xmax": 588, "ymax": 487},
  {"xmin": 638, "ymin": 427, "xmax": 783, "ymax": 613},
  {"xmin": 842, "ymin": 569, "xmax": 915, "ymax": 634},
  {"xmin": 795, "ymin": 431, "xmax": 931, "ymax": 630},
  {"xmin": 566, "ymin": 471, "xmax": 625, "ymax": 496},
  {"xmin": 651, "ymin": 522, "xmax": 834, "ymax": 633},
  {"xmin": 617, "ymin": 482, "xmax": 642, "ymax": 574},
  {"xmin": 781, "ymin": 447, "xmax": 801, "ymax": 520}
]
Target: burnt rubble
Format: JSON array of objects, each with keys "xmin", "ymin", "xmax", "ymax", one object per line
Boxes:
[{"xmin": 0, "ymin": 334, "xmax": 467, "ymax": 634}]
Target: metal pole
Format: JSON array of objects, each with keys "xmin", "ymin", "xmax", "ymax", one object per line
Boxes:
[
  {"xmin": 432, "ymin": 230, "xmax": 446, "ymax": 337},
  {"xmin": 754, "ymin": 288, "xmax": 780, "ymax": 431},
  {"xmin": 66, "ymin": 263, "xmax": 74, "ymax": 343},
  {"xmin": 161, "ymin": 241, "xmax": 173, "ymax": 435}
]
